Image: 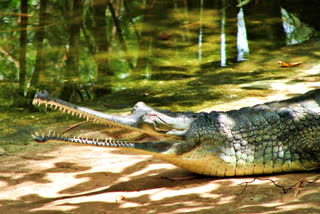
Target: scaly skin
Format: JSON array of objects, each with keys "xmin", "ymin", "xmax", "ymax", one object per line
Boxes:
[{"xmin": 32, "ymin": 90, "xmax": 320, "ymax": 177}]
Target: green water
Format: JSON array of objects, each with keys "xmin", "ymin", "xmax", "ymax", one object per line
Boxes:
[{"xmin": 1, "ymin": 0, "xmax": 320, "ymax": 155}]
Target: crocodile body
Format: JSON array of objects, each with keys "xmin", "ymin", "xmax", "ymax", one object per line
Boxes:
[{"xmin": 32, "ymin": 90, "xmax": 320, "ymax": 177}]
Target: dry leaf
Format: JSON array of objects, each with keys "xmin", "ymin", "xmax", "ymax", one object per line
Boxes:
[{"xmin": 278, "ymin": 60, "xmax": 302, "ymax": 67}]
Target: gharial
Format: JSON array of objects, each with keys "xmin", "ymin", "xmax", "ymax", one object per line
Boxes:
[{"xmin": 32, "ymin": 89, "xmax": 320, "ymax": 177}]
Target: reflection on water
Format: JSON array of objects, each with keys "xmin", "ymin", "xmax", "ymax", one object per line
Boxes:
[
  {"xmin": 237, "ymin": 8, "xmax": 249, "ymax": 61},
  {"xmin": 220, "ymin": 0, "xmax": 227, "ymax": 67},
  {"xmin": 281, "ymin": 8, "xmax": 316, "ymax": 45},
  {"xmin": 2, "ymin": 0, "xmax": 320, "ymax": 155},
  {"xmin": 198, "ymin": 0, "xmax": 204, "ymax": 61},
  {"xmin": 0, "ymin": 0, "xmax": 320, "ymax": 107}
]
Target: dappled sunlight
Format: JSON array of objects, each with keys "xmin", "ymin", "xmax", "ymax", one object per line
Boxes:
[
  {"xmin": 2, "ymin": 0, "xmax": 320, "ymax": 213},
  {"xmin": 265, "ymin": 203, "xmax": 319, "ymax": 213},
  {"xmin": 128, "ymin": 163, "xmax": 177, "ymax": 178},
  {"xmin": 240, "ymin": 201, "xmax": 284, "ymax": 210},
  {"xmin": 149, "ymin": 181, "xmax": 222, "ymax": 201},
  {"xmin": 0, "ymin": 141, "xmax": 319, "ymax": 213}
]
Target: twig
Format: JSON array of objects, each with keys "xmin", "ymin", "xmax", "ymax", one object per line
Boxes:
[
  {"xmin": 239, "ymin": 177, "xmax": 319, "ymax": 195},
  {"xmin": 239, "ymin": 178, "xmax": 257, "ymax": 195},
  {"xmin": 0, "ymin": 46, "xmax": 19, "ymax": 68}
]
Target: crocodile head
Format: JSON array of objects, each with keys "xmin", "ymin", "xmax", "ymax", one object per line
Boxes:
[{"xmin": 32, "ymin": 90, "xmax": 199, "ymax": 158}]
